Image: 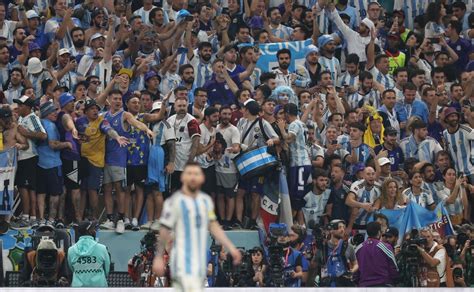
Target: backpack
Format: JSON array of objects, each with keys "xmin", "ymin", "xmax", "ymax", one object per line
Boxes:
[{"xmin": 419, "ymin": 245, "xmax": 443, "ymax": 287}]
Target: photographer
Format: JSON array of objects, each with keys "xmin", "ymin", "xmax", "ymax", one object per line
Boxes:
[
  {"xmin": 382, "ymin": 227, "xmax": 400, "ymax": 256},
  {"xmin": 355, "ymin": 221, "xmax": 399, "ymax": 287},
  {"xmin": 67, "ymin": 220, "xmax": 111, "ymax": 287},
  {"xmin": 319, "ymin": 219, "xmax": 357, "ymax": 287},
  {"xmin": 416, "ymin": 228, "xmax": 448, "ymax": 287},
  {"xmin": 452, "ymin": 261, "xmax": 468, "ymax": 287},
  {"xmin": 207, "ymin": 245, "xmax": 230, "ymax": 287},
  {"xmin": 276, "ymin": 230, "xmax": 304, "ymax": 287},
  {"xmin": 243, "ymin": 247, "xmax": 267, "ymax": 287}
]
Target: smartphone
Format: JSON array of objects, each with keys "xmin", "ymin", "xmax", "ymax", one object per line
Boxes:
[
  {"xmin": 185, "ymin": 15, "xmax": 194, "ymax": 22},
  {"xmin": 458, "ymin": 172, "xmax": 464, "ymax": 178},
  {"xmin": 428, "ymin": 37, "xmax": 440, "ymax": 44},
  {"xmin": 331, "ymin": 140, "xmax": 337, "ymax": 145}
]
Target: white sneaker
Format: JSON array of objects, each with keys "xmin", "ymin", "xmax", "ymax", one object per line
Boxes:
[
  {"xmin": 141, "ymin": 221, "xmax": 152, "ymax": 230},
  {"xmin": 124, "ymin": 217, "xmax": 132, "ymax": 230},
  {"xmin": 150, "ymin": 220, "xmax": 160, "ymax": 232},
  {"xmin": 116, "ymin": 219, "xmax": 125, "ymax": 234},
  {"xmin": 131, "ymin": 218, "xmax": 140, "ymax": 231},
  {"xmin": 100, "ymin": 219, "xmax": 115, "ymax": 230}
]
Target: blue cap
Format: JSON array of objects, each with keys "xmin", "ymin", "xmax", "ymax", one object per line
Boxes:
[
  {"xmin": 176, "ymin": 9, "xmax": 192, "ymax": 20},
  {"xmin": 29, "ymin": 42, "xmax": 41, "ymax": 52},
  {"xmin": 305, "ymin": 44, "xmax": 319, "ymax": 57},
  {"xmin": 59, "ymin": 92, "xmax": 75, "ymax": 108},
  {"xmin": 317, "ymin": 34, "xmax": 334, "ymax": 49}
]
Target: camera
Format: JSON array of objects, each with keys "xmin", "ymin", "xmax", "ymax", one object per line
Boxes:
[
  {"xmin": 222, "ymin": 248, "xmax": 251, "ymax": 287},
  {"xmin": 453, "ymin": 267, "xmax": 463, "ymax": 279},
  {"xmin": 185, "ymin": 15, "xmax": 194, "ymax": 22}
]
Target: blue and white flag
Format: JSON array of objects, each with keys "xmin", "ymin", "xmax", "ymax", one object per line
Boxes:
[
  {"xmin": 377, "ymin": 201, "xmax": 455, "ymax": 243},
  {"xmin": 256, "ymin": 39, "xmax": 314, "ymax": 73},
  {"xmin": 0, "ymin": 148, "xmax": 17, "ymax": 215}
]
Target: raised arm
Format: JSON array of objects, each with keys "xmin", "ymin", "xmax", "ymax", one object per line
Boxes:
[
  {"xmin": 103, "ymin": 16, "xmax": 115, "ymax": 63},
  {"xmin": 365, "ymin": 28, "xmax": 376, "ymax": 70},
  {"xmin": 55, "ymin": 8, "xmax": 75, "ymax": 40},
  {"xmin": 123, "ymin": 111, "xmax": 154, "ymax": 138}
]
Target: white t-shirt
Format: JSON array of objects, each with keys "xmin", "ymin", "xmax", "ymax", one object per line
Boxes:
[
  {"xmin": 167, "ymin": 113, "xmax": 201, "ymax": 171},
  {"xmin": 196, "ymin": 124, "xmax": 215, "ymax": 169},
  {"xmin": 215, "ymin": 123, "xmax": 240, "ymax": 174},
  {"xmin": 18, "ymin": 112, "xmax": 46, "ymax": 161}
]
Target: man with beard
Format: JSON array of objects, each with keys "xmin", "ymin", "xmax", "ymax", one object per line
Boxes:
[
  {"xmin": 327, "ymin": 165, "xmax": 350, "ymax": 223},
  {"xmin": 443, "ymin": 107, "xmax": 474, "ymax": 184},
  {"xmin": 69, "ymin": 27, "xmax": 92, "ymax": 58},
  {"xmin": 190, "ymin": 42, "xmax": 213, "ymax": 88},
  {"xmin": 347, "ymin": 71, "xmax": 380, "ymax": 110},
  {"xmin": 272, "ymin": 48, "xmax": 296, "ymax": 88},
  {"xmin": 150, "ymin": 7, "xmax": 173, "ymax": 34},
  {"xmin": 152, "ymin": 162, "xmax": 241, "ymax": 292},
  {"xmin": 204, "ymin": 59, "xmax": 242, "ymax": 107},
  {"xmin": 44, "ymin": 0, "xmax": 81, "ymax": 49},
  {"xmin": 9, "ymin": 27, "xmax": 33, "ymax": 63},
  {"xmin": 24, "ymin": 10, "xmax": 47, "ymax": 49},
  {"xmin": 196, "ymin": 107, "xmax": 218, "ymax": 202},
  {"xmin": 268, "ymin": 7, "xmax": 293, "ymax": 41},
  {"xmin": 124, "ymin": 95, "xmax": 164, "ymax": 230},
  {"xmin": 77, "ymin": 17, "xmax": 114, "ymax": 91},
  {"xmin": 326, "ymin": 2, "xmax": 374, "ymax": 64},
  {"xmin": 144, "ymin": 71, "xmax": 161, "ymax": 98},
  {"xmin": 317, "ymin": 219, "xmax": 357, "ymax": 287},
  {"xmin": 385, "ymin": 34, "xmax": 406, "ymax": 75},
  {"xmin": 55, "ymin": 48, "xmax": 79, "ymax": 91},
  {"xmin": 302, "ymin": 169, "xmax": 331, "ymax": 226},
  {"xmin": 345, "ymin": 166, "xmax": 381, "ymax": 231},
  {"xmin": 337, "ymin": 54, "xmax": 359, "ymax": 94},
  {"xmin": 167, "ymin": 97, "xmax": 201, "ymax": 191},
  {"xmin": 226, "ymin": 0, "xmax": 246, "ymax": 40},
  {"xmin": 395, "ymin": 82, "xmax": 429, "ymax": 126},
  {"xmin": 111, "ymin": 54, "xmax": 124, "ymax": 76},
  {"xmin": 239, "ymin": 46, "xmax": 262, "ymax": 90},
  {"xmin": 178, "ymin": 64, "xmax": 196, "ymax": 104},
  {"xmin": 378, "ymin": 89, "xmax": 401, "ymax": 138},
  {"xmin": 280, "ymin": 103, "xmax": 313, "ymax": 225},
  {"xmin": 215, "ymin": 106, "xmax": 240, "ymax": 230},
  {"xmin": 296, "ymin": 45, "xmax": 321, "ymax": 89},
  {"xmin": 4, "ymin": 67, "xmax": 25, "ymax": 104},
  {"xmin": 374, "ymin": 127, "xmax": 404, "ymax": 174},
  {"xmin": 419, "ymin": 162, "xmax": 444, "ymax": 205},
  {"xmin": 392, "ymin": 67, "xmax": 408, "ymax": 102},
  {"xmin": 318, "ymin": 35, "xmax": 341, "ymax": 82},
  {"xmin": 400, "ymin": 119, "xmax": 442, "ymax": 164},
  {"xmin": 85, "ymin": 9, "xmax": 107, "ymax": 44}
]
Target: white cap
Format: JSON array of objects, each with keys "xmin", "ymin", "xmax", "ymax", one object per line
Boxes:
[
  {"xmin": 378, "ymin": 157, "xmax": 391, "ymax": 166},
  {"xmin": 27, "ymin": 57, "xmax": 43, "ymax": 74},
  {"xmin": 26, "ymin": 10, "xmax": 40, "ymax": 19},
  {"xmin": 151, "ymin": 101, "xmax": 163, "ymax": 112},
  {"xmin": 90, "ymin": 33, "xmax": 105, "ymax": 42},
  {"xmin": 58, "ymin": 48, "xmax": 71, "ymax": 56}
]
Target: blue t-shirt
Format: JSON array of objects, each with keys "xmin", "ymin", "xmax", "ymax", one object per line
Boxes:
[
  {"xmin": 37, "ymin": 119, "xmax": 62, "ymax": 169},
  {"xmin": 374, "ymin": 144, "xmax": 404, "ymax": 172},
  {"xmin": 204, "ymin": 75, "xmax": 241, "ymax": 106}
]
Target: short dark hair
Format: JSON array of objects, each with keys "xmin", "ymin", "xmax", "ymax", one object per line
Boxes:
[
  {"xmin": 267, "ymin": 7, "xmax": 280, "ymax": 18},
  {"xmin": 174, "ymin": 86, "xmax": 188, "ymax": 94},
  {"xmin": 108, "ymin": 89, "xmax": 122, "ymax": 96},
  {"xmin": 183, "ymin": 161, "xmax": 202, "ymax": 170},
  {"xmin": 450, "ymin": 82, "xmax": 462, "ymax": 92},
  {"xmin": 198, "ymin": 41, "xmax": 212, "ymax": 51},
  {"xmin": 149, "ymin": 7, "xmax": 163, "ymax": 25},
  {"xmin": 367, "ymin": 221, "xmax": 381, "ymax": 238},
  {"xmin": 359, "ymin": 71, "xmax": 373, "ymax": 82},
  {"xmin": 194, "ymin": 87, "xmax": 207, "ymax": 96},
  {"xmin": 70, "ymin": 27, "xmax": 85, "ymax": 38},
  {"xmin": 422, "ymin": 86, "xmax": 435, "ymax": 97},
  {"xmin": 382, "ymin": 89, "xmax": 396, "ymax": 98},
  {"xmin": 204, "ymin": 106, "xmax": 219, "ymax": 117},
  {"xmin": 346, "ymin": 53, "xmax": 360, "ymax": 65},
  {"xmin": 260, "ymin": 72, "xmax": 276, "ymax": 83},
  {"xmin": 277, "ymin": 48, "xmax": 291, "ymax": 59},
  {"xmin": 312, "ymin": 168, "xmax": 329, "ymax": 179},
  {"xmin": 430, "ymin": 67, "xmax": 445, "ymax": 78},
  {"xmin": 402, "ymin": 82, "xmax": 417, "ymax": 92},
  {"xmin": 375, "ymin": 54, "xmax": 388, "ymax": 65},
  {"xmin": 452, "ymin": 1, "xmax": 467, "ymax": 11},
  {"xmin": 328, "ymin": 112, "xmax": 343, "ymax": 122},
  {"xmin": 179, "ymin": 64, "xmax": 194, "ymax": 76},
  {"xmin": 393, "ymin": 67, "xmax": 408, "ymax": 77}
]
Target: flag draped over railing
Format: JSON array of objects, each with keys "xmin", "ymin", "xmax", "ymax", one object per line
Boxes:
[{"xmin": 0, "ymin": 148, "xmax": 17, "ymax": 215}]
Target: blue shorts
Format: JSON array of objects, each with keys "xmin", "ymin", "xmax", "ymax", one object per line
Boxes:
[
  {"xmin": 238, "ymin": 176, "xmax": 264, "ymax": 194},
  {"xmin": 288, "ymin": 165, "xmax": 312, "ymax": 210}
]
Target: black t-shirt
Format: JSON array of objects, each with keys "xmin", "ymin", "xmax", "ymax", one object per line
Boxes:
[{"xmin": 328, "ymin": 184, "xmax": 350, "ymax": 223}]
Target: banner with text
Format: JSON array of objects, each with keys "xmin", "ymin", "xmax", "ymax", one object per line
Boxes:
[{"xmin": 256, "ymin": 39, "xmax": 313, "ymax": 73}]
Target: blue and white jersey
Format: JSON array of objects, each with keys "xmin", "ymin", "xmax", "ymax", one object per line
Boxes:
[
  {"xmin": 349, "ymin": 179, "xmax": 381, "ymax": 225},
  {"xmin": 421, "ymin": 181, "xmax": 443, "ymax": 205},
  {"xmin": 349, "ymin": 0, "xmax": 369, "ymax": 22},
  {"xmin": 402, "ymin": 187, "xmax": 434, "ymax": 209},
  {"xmin": 370, "ymin": 66, "xmax": 395, "ymax": 90},
  {"xmin": 57, "ymin": 69, "xmax": 79, "ymax": 92},
  {"xmin": 0, "ymin": 20, "xmax": 18, "ymax": 45},
  {"xmin": 442, "ymin": 125, "xmax": 474, "ymax": 176},
  {"xmin": 159, "ymin": 191, "xmax": 217, "ymax": 279},
  {"xmin": 337, "ymin": 71, "xmax": 359, "ymax": 89},
  {"xmin": 288, "ymin": 119, "xmax": 311, "ymax": 167},
  {"xmin": 271, "ymin": 24, "xmax": 294, "ymax": 41},
  {"xmin": 44, "ymin": 17, "xmax": 82, "ymax": 49},
  {"xmin": 394, "ymin": 0, "xmax": 434, "ymax": 29},
  {"xmin": 137, "ymin": 49, "xmax": 161, "ymax": 68},
  {"xmin": 152, "ymin": 120, "xmax": 175, "ymax": 146},
  {"xmin": 302, "ymin": 189, "xmax": 331, "ymax": 225},
  {"xmin": 190, "ymin": 57, "xmax": 213, "ymax": 88},
  {"xmin": 0, "ymin": 61, "xmax": 19, "ymax": 89},
  {"xmin": 438, "ymin": 186, "xmax": 465, "ymax": 216},
  {"xmin": 318, "ymin": 56, "xmax": 341, "ymax": 82},
  {"xmin": 399, "ymin": 135, "xmax": 443, "ymax": 164},
  {"xmin": 347, "ymin": 89, "xmax": 380, "ymax": 110},
  {"xmin": 159, "ymin": 71, "xmax": 181, "ymax": 96},
  {"xmin": 306, "ymin": 143, "xmax": 325, "ymax": 162},
  {"xmin": 249, "ymin": 67, "xmax": 262, "ymax": 89},
  {"xmin": 337, "ymin": 133, "xmax": 351, "ymax": 152},
  {"xmin": 27, "ymin": 70, "xmax": 52, "ymax": 99},
  {"xmin": 133, "ymin": 6, "xmax": 157, "ymax": 25}
]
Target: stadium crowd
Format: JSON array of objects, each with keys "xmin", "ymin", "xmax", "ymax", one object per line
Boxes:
[{"xmin": 0, "ymin": 0, "xmax": 473, "ymax": 288}]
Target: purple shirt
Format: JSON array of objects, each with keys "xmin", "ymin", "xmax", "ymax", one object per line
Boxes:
[{"xmin": 355, "ymin": 238, "xmax": 399, "ymax": 287}]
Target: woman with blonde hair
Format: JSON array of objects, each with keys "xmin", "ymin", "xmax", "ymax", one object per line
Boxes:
[{"xmin": 374, "ymin": 178, "xmax": 406, "ymax": 210}]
